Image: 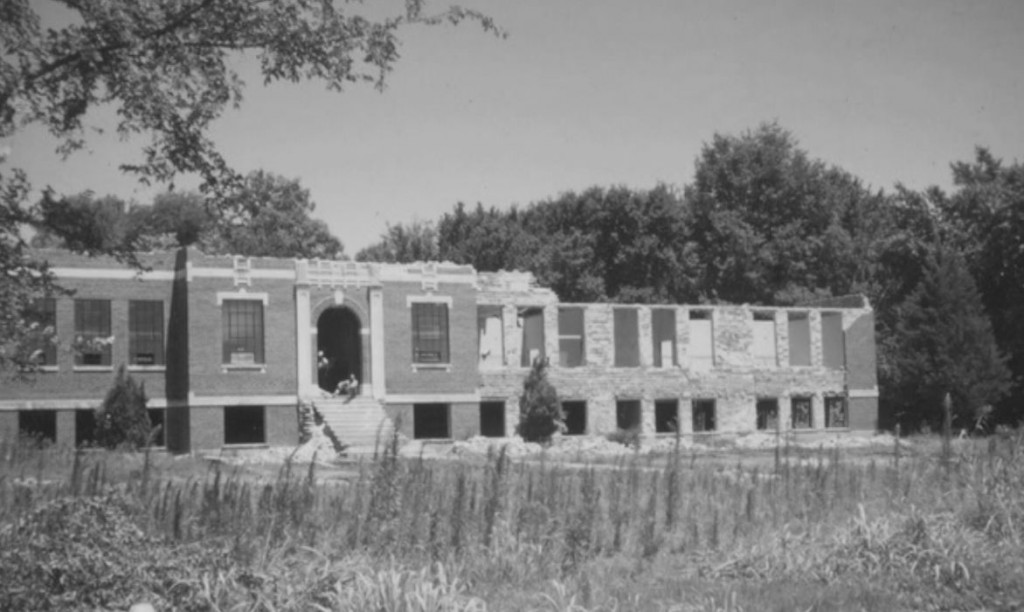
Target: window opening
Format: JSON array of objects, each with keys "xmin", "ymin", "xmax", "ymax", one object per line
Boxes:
[
  {"xmin": 821, "ymin": 312, "xmax": 845, "ymax": 369},
  {"xmin": 651, "ymin": 309, "xmax": 677, "ymax": 367},
  {"xmin": 655, "ymin": 399, "xmax": 679, "ymax": 433},
  {"xmin": 75, "ymin": 410, "xmax": 96, "ymax": 447},
  {"xmin": 558, "ymin": 307, "xmax": 585, "ymax": 367},
  {"xmin": 224, "ymin": 406, "xmax": 266, "ymax": 445},
  {"xmin": 222, "ymin": 300, "xmax": 264, "ymax": 365},
  {"xmin": 562, "ymin": 401, "xmax": 587, "ymax": 435},
  {"xmin": 479, "ymin": 401, "xmax": 505, "ymax": 437},
  {"xmin": 19, "ymin": 410, "xmax": 57, "ymax": 446},
  {"xmin": 412, "ymin": 302, "xmax": 450, "ymax": 364},
  {"xmin": 752, "ymin": 311, "xmax": 777, "ymax": 368},
  {"xmin": 692, "ymin": 399, "xmax": 716, "ymax": 432},
  {"xmin": 787, "ymin": 312, "xmax": 811, "ymax": 366},
  {"xmin": 414, "ymin": 403, "xmax": 450, "ymax": 439},
  {"xmin": 616, "ymin": 399, "xmax": 641, "ymax": 430},
  {"xmin": 756, "ymin": 398, "xmax": 779, "ymax": 431},
  {"xmin": 791, "ymin": 397, "xmax": 813, "ymax": 429},
  {"xmin": 129, "ymin": 300, "xmax": 164, "ymax": 366},
  {"xmin": 24, "ymin": 298, "xmax": 57, "ymax": 366},
  {"xmin": 825, "ymin": 396, "xmax": 848, "ymax": 428},
  {"xmin": 613, "ymin": 308, "xmax": 640, "ymax": 367},
  {"xmin": 689, "ymin": 310, "xmax": 714, "ymax": 370},
  {"xmin": 518, "ymin": 307, "xmax": 545, "ymax": 366},
  {"xmin": 75, "ymin": 299, "xmax": 112, "ymax": 366},
  {"xmin": 478, "ymin": 306, "xmax": 504, "ymax": 368}
]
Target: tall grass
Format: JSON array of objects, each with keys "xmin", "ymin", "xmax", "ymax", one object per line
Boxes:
[{"xmin": 2, "ymin": 431, "xmax": 1023, "ymax": 610}]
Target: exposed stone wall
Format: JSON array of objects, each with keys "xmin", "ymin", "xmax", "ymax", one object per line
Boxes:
[{"xmin": 480, "ymin": 301, "xmax": 873, "ymax": 435}]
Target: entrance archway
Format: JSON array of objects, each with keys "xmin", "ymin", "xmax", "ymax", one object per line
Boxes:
[{"xmin": 317, "ymin": 306, "xmax": 362, "ymax": 394}]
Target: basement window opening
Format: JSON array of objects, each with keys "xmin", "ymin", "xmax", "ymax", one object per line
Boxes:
[
  {"xmin": 479, "ymin": 401, "xmax": 505, "ymax": 438},
  {"xmin": 414, "ymin": 403, "xmax": 450, "ymax": 439},
  {"xmin": 562, "ymin": 401, "xmax": 587, "ymax": 435},
  {"xmin": 692, "ymin": 399, "xmax": 716, "ymax": 432},
  {"xmin": 756, "ymin": 398, "xmax": 779, "ymax": 431},
  {"xmin": 224, "ymin": 406, "xmax": 266, "ymax": 445},
  {"xmin": 75, "ymin": 410, "xmax": 96, "ymax": 447},
  {"xmin": 791, "ymin": 397, "xmax": 813, "ymax": 429},
  {"xmin": 825, "ymin": 396, "xmax": 848, "ymax": 428},
  {"xmin": 616, "ymin": 400, "xmax": 641, "ymax": 431},
  {"xmin": 655, "ymin": 399, "xmax": 679, "ymax": 433},
  {"xmin": 18, "ymin": 410, "xmax": 57, "ymax": 446}
]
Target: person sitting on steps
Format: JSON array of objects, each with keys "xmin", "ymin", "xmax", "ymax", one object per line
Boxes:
[{"xmin": 335, "ymin": 373, "xmax": 359, "ymax": 400}]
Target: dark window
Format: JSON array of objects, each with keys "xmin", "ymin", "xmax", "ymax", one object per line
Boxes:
[
  {"xmin": 148, "ymin": 408, "xmax": 166, "ymax": 447},
  {"xmin": 613, "ymin": 308, "xmax": 640, "ymax": 367},
  {"xmin": 821, "ymin": 312, "xmax": 845, "ymax": 369},
  {"xmin": 756, "ymin": 399, "xmax": 779, "ymax": 431},
  {"xmin": 19, "ymin": 410, "xmax": 56, "ymax": 445},
  {"xmin": 129, "ymin": 300, "xmax": 164, "ymax": 366},
  {"xmin": 655, "ymin": 399, "xmax": 679, "ymax": 433},
  {"xmin": 825, "ymin": 396, "xmax": 848, "ymax": 428},
  {"xmin": 791, "ymin": 397, "xmax": 813, "ymax": 429},
  {"xmin": 558, "ymin": 307, "xmax": 585, "ymax": 367},
  {"xmin": 518, "ymin": 307, "xmax": 545, "ymax": 367},
  {"xmin": 411, "ymin": 302, "xmax": 450, "ymax": 364},
  {"xmin": 75, "ymin": 410, "xmax": 96, "ymax": 447},
  {"xmin": 75, "ymin": 299, "xmax": 112, "ymax": 366},
  {"xmin": 562, "ymin": 401, "xmax": 587, "ymax": 435},
  {"xmin": 479, "ymin": 401, "xmax": 505, "ymax": 437},
  {"xmin": 24, "ymin": 298, "xmax": 57, "ymax": 366},
  {"xmin": 414, "ymin": 403, "xmax": 449, "ymax": 439},
  {"xmin": 788, "ymin": 312, "xmax": 811, "ymax": 366},
  {"xmin": 224, "ymin": 406, "xmax": 266, "ymax": 445},
  {"xmin": 651, "ymin": 309, "xmax": 677, "ymax": 367},
  {"xmin": 692, "ymin": 399, "xmax": 716, "ymax": 432},
  {"xmin": 616, "ymin": 399, "xmax": 641, "ymax": 430},
  {"xmin": 222, "ymin": 300, "xmax": 265, "ymax": 364}
]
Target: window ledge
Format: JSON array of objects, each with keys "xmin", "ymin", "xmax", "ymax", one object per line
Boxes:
[
  {"xmin": 412, "ymin": 363, "xmax": 452, "ymax": 373},
  {"xmin": 36, "ymin": 365, "xmax": 59, "ymax": 373},
  {"xmin": 221, "ymin": 364, "xmax": 266, "ymax": 373},
  {"xmin": 128, "ymin": 365, "xmax": 166, "ymax": 373},
  {"xmin": 221, "ymin": 443, "xmax": 269, "ymax": 450},
  {"xmin": 73, "ymin": 365, "xmax": 114, "ymax": 373}
]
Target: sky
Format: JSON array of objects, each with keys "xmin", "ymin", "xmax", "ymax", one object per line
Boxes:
[{"xmin": 6, "ymin": 0, "xmax": 1024, "ymax": 254}]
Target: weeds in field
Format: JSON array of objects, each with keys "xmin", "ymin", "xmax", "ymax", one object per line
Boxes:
[{"xmin": 1, "ymin": 431, "xmax": 1023, "ymax": 610}]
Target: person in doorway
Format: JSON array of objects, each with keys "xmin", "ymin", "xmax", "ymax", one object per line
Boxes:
[{"xmin": 335, "ymin": 373, "xmax": 359, "ymax": 399}]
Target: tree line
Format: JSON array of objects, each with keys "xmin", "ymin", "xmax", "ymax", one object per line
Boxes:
[{"xmin": 355, "ymin": 123, "xmax": 1018, "ymax": 433}]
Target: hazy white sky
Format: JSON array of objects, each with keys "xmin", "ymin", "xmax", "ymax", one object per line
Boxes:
[{"xmin": 7, "ymin": 0, "xmax": 1024, "ymax": 254}]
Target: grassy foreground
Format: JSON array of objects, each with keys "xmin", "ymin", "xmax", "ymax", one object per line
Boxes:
[{"xmin": 1, "ymin": 434, "xmax": 1022, "ymax": 611}]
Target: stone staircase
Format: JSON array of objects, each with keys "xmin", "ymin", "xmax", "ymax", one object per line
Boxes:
[{"xmin": 313, "ymin": 395, "xmax": 395, "ymax": 453}]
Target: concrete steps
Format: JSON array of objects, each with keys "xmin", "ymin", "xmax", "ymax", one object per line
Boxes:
[{"xmin": 314, "ymin": 396, "xmax": 395, "ymax": 452}]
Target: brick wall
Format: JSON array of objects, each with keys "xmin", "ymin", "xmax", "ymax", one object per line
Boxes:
[
  {"xmin": 383, "ymin": 281, "xmax": 479, "ymax": 396},
  {"xmin": 186, "ymin": 275, "xmax": 297, "ymax": 398}
]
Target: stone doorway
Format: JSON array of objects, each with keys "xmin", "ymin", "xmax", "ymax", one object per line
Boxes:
[{"xmin": 317, "ymin": 306, "xmax": 362, "ymax": 395}]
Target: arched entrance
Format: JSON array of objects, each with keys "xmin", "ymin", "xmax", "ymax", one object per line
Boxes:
[{"xmin": 317, "ymin": 306, "xmax": 362, "ymax": 394}]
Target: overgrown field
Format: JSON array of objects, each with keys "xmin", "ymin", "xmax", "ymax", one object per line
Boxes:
[{"xmin": 1, "ymin": 434, "xmax": 1022, "ymax": 611}]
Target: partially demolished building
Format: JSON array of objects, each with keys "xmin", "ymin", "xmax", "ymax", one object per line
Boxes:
[{"xmin": 1, "ymin": 248, "xmax": 878, "ymax": 451}]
